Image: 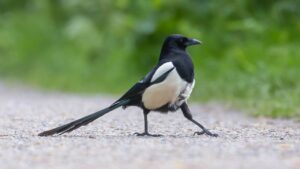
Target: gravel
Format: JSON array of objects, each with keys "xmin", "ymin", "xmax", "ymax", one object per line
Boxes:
[{"xmin": 0, "ymin": 83, "xmax": 299, "ymax": 169}]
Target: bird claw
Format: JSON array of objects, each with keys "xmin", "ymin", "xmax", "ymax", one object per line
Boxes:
[
  {"xmin": 194, "ymin": 130, "xmax": 218, "ymax": 137},
  {"xmin": 133, "ymin": 132, "xmax": 163, "ymax": 137}
]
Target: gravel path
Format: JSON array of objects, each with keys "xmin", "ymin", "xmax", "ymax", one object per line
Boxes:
[{"xmin": 0, "ymin": 83, "xmax": 299, "ymax": 169}]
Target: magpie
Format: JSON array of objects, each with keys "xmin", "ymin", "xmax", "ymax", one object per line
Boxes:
[{"xmin": 38, "ymin": 34, "xmax": 218, "ymax": 137}]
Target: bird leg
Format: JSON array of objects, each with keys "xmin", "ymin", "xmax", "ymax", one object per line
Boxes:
[
  {"xmin": 134, "ymin": 110, "xmax": 162, "ymax": 137},
  {"xmin": 180, "ymin": 102, "xmax": 218, "ymax": 137}
]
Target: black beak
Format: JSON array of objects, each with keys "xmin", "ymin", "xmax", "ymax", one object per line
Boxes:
[{"xmin": 185, "ymin": 38, "xmax": 202, "ymax": 46}]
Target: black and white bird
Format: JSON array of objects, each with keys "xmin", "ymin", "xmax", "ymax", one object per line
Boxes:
[{"xmin": 38, "ymin": 34, "xmax": 218, "ymax": 137}]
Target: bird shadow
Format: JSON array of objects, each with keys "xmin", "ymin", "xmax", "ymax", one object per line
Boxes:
[
  {"xmin": 0, "ymin": 134, "xmax": 10, "ymax": 139},
  {"xmin": 35, "ymin": 133, "xmax": 219, "ymax": 139}
]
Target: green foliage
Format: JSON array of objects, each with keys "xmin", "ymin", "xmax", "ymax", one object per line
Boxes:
[{"xmin": 0, "ymin": 0, "xmax": 299, "ymax": 118}]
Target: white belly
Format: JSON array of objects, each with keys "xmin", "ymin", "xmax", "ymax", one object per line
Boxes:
[{"xmin": 142, "ymin": 69, "xmax": 191, "ymax": 110}]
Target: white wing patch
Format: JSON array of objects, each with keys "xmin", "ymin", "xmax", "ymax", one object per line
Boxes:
[{"xmin": 151, "ymin": 62, "xmax": 174, "ymax": 82}]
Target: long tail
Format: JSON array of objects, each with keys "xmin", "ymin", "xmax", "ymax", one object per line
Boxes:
[{"xmin": 38, "ymin": 99, "xmax": 130, "ymax": 137}]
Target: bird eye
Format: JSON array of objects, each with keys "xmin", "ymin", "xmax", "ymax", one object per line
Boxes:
[{"xmin": 182, "ymin": 37, "xmax": 188, "ymax": 43}]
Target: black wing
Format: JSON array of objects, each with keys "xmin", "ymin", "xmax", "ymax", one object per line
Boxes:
[{"xmin": 115, "ymin": 65, "xmax": 175, "ymax": 104}]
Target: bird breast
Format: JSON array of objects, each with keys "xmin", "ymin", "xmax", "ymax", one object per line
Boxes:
[{"xmin": 142, "ymin": 67, "xmax": 194, "ymax": 110}]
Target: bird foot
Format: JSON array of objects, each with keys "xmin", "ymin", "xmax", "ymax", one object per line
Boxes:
[
  {"xmin": 194, "ymin": 130, "xmax": 218, "ymax": 137},
  {"xmin": 133, "ymin": 132, "xmax": 163, "ymax": 137}
]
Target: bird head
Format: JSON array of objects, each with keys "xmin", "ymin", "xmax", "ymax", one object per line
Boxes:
[{"xmin": 162, "ymin": 34, "xmax": 202, "ymax": 50}]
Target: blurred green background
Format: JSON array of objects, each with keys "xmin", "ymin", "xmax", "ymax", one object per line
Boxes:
[{"xmin": 0, "ymin": 0, "xmax": 299, "ymax": 118}]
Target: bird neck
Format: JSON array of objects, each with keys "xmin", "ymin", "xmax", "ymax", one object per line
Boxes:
[{"xmin": 159, "ymin": 45, "xmax": 186, "ymax": 61}]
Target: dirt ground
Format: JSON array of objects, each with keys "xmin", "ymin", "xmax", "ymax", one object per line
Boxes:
[{"xmin": 0, "ymin": 83, "xmax": 299, "ymax": 169}]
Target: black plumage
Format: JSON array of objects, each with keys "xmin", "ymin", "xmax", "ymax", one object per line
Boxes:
[{"xmin": 38, "ymin": 34, "xmax": 218, "ymax": 137}]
